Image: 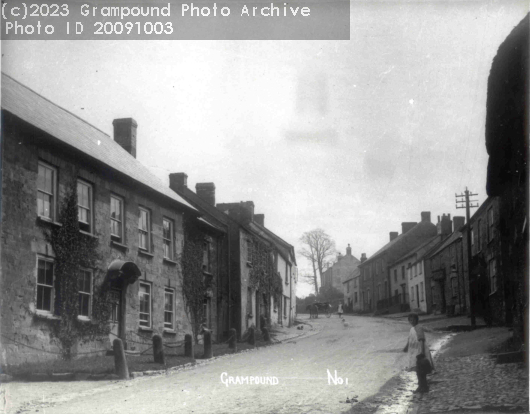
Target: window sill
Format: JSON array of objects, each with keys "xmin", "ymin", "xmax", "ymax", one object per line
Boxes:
[
  {"xmin": 489, "ymin": 289, "xmax": 498, "ymax": 297},
  {"xmin": 138, "ymin": 249, "xmax": 154, "ymax": 258},
  {"xmin": 36, "ymin": 216, "xmax": 62, "ymax": 227},
  {"xmin": 163, "ymin": 329, "xmax": 177, "ymax": 335},
  {"xmin": 202, "ymin": 271, "xmax": 213, "ymax": 277},
  {"xmin": 163, "ymin": 258, "xmax": 178, "ymax": 265},
  {"xmin": 79, "ymin": 230, "xmax": 98, "ymax": 239},
  {"xmin": 111, "ymin": 240, "xmax": 129, "ymax": 251},
  {"xmin": 246, "ymin": 262, "xmax": 253, "ymax": 268},
  {"xmin": 33, "ymin": 311, "xmax": 60, "ymax": 321},
  {"xmin": 77, "ymin": 316, "xmax": 92, "ymax": 323},
  {"xmin": 138, "ymin": 326, "xmax": 153, "ymax": 332}
]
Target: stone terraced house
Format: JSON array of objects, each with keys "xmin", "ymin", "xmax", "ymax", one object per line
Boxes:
[{"xmin": 0, "ymin": 73, "xmax": 224, "ymax": 366}]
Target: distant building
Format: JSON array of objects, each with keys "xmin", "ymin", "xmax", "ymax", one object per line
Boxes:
[{"xmin": 359, "ymin": 212, "xmax": 437, "ymax": 313}]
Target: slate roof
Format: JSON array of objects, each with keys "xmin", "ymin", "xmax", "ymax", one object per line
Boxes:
[
  {"xmin": 361, "ymin": 220, "xmax": 437, "ymax": 266},
  {"xmin": 391, "ymin": 235, "xmax": 442, "ymax": 266},
  {"xmin": 426, "ymin": 231, "xmax": 463, "ymax": 258},
  {"xmin": 1, "ymin": 73, "xmax": 197, "ymax": 212}
]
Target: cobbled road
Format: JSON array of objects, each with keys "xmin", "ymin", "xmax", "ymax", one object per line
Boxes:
[{"xmin": 4, "ymin": 315, "xmax": 435, "ymax": 414}]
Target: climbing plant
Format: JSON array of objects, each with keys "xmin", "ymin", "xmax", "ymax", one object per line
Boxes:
[
  {"xmin": 39, "ymin": 179, "xmax": 111, "ymax": 360},
  {"xmin": 180, "ymin": 215, "xmax": 210, "ymax": 344},
  {"xmin": 248, "ymin": 236, "xmax": 283, "ymax": 314}
]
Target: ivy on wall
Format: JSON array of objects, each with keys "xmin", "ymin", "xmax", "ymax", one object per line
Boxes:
[
  {"xmin": 180, "ymin": 214, "xmax": 210, "ymax": 344},
  {"xmin": 39, "ymin": 179, "xmax": 111, "ymax": 360},
  {"xmin": 247, "ymin": 236, "xmax": 283, "ymax": 317}
]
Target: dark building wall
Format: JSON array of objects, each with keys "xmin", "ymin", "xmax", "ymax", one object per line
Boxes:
[
  {"xmin": 427, "ymin": 238, "xmax": 467, "ymax": 316},
  {"xmin": 461, "ymin": 197, "xmax": 504, "ymax": 325},
  {"xmin": 1, "ymin": 115, "xmax": 194, "ymax": 366},
  {"xmin": 485, "ymin": 14, "xmax": 528, "ymax": 341}
]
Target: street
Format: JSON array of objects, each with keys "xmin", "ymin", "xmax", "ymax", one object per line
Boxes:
[{"xmin": 3, "ymin": 316, "xmax": 445, "ymax": 414}]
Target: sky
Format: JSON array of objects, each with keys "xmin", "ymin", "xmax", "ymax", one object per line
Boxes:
[{"xmin": 2, "ymin": 0, "xmax": 528, "ymax": 298}]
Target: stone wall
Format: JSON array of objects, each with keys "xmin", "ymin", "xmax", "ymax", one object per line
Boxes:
[{"xmin": 0, "ymin": 116, "xmax": 198, "ymax": 366}]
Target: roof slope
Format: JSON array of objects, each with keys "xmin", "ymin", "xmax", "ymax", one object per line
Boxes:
[
  {"xmin": 426, "ymin": 231, "xmax": 462, "ymax": 258},
  {"xmin": 361, "ymin": 220, "xmax": 437, "ymax": 266},
  {"xmin": 1, "ymin": 73, "xmax": 196, "ymax": 212},
  {"xmin": 391, "ymin": 235, "xmax": 443, "ymax": 265}
]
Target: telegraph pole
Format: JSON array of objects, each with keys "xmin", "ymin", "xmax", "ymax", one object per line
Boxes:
[{"xmin": 456, "ymin": 188, "xmax": 479, "ymax": 328}]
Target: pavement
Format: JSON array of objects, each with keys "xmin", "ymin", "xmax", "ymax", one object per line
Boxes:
[{"xmin": 376, "ymin": 312, "xmax": 529, "ymax": 414}]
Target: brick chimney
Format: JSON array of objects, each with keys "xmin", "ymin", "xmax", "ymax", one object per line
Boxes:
[
  {"xmin": 346, "ymin": 244, "xmax": 352, "ymax": 256},
  {"xmin": 218, "ymin": 201, "xmax": 254, "ymax": 223},
  {"xmin": 453, "ymin": 216, "xmax": 466, "ymax": 231},
  {"xmin": 196, "ymin": 183, "xmax": 215, "ymax": 206},
  {"xmin": 113, "ymin": 118, "xmax": 137, "ymax": 158},
  {"xmin": 255, "ymin": 214, "xmax": 265, "ymax": 227},
  {"xmin": 421, "ymin": 211, "xmax": 431, "ymax": 222},
  {"xmin": 361, "ymin": 253, "xmax": 367, "ymax": 263},
  {"xmin": 389, "ymin": 232, "xmax": 399, "ymax": 241},
  {"xmin": 240, "ymin": 201, "xmax": 254, "ymax": 223},
  {"xmin": 437, "ymin": 213, "xmax": 453, "ymax": 236},
  {"xmin": 169, "ymin": 173, "xmax": 188, "ymax": 191},
  {"xmin": 401, "ymin": 222, "xmax": 416, "ymax": 234}
]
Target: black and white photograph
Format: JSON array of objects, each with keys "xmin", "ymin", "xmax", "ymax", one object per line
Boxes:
[{"xmin": 0, "ymin": 0, "xmax": 528, "ymax": 413}]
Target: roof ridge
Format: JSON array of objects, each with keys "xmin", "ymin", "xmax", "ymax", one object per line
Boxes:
[{"xmin": 1, "ymin": 72, "xmax": 111, "ymax": 139}]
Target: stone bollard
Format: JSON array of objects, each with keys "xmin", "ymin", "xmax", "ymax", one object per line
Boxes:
[
  {"xmin": 262, "ymin": 327, "xmax": 270, "ymax": 342},
  {"xmin": 152, "ymin": 334, "xmax": 165, "ymax": 364},
  {"xmin": 113, "ymin": 338, "xmax": 129, "ymax": 380},
  {"xmin": 184, "ymin": 334, "xmax": 194, "ymax": 359},
  {"xmin": 203, "ymin": 329, "xmax": 213, "ymax": 359},
  {"xmin": 228, "ymin": 328, "xmax": 237, "ymax": 352},
  {"xmin": 248, "ymin": 326, "xmax": 255, "ymax": 346}
]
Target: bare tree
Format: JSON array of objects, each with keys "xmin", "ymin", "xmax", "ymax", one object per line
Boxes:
[{"xmin": 299, "ymin": 229, "xmax": 336, "ymax": 295}]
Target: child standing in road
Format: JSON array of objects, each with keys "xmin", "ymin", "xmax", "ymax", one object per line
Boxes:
[
  {"xmin": 337, "ymin": 302, "xmax": 343, "ymax": 318},
  {"xmin": 403, "ymin": 313, "xmax": 434, "ymax": 393}
]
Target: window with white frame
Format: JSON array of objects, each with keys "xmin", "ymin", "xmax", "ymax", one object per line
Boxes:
[
  {"xmin": 77, "ymin": 180, "xmax": 93, "ymax": 233},
  {"xmin": 164, "ymin": 288, "xmax": 175, "ymax": 330},
  {"xmin": 139, "ymin": 282, "xmax": 152, "ymax": 327},
  {"xmin": 37, "ymin": 162, "xmax": 57, "ymax": 221},
  {"xmin": 489, "ymin": 259, "xmax": 497, "ymax": 293},
  {"xmin": 408, "ymin": 264, "xmax": 412, "ymax": 279},
  {"xmin": 138, "ymin": 208, "xmax": 151, "ymax": 251},
  {"xmin": 413, "ymin": 264, "xmax": 417, "ymax": 277},
  {"xmin": 78, "ymin": 269, "xmax": 92, "ymax": 319},
  {"xmin": 247, "ymin": 240, "xmax": 253, "ymax": 265},
  {"xmin": 347, "ymin": 282, "xmax": 350, "ymax": 293},
  {"xmin": 354, "ymin": 292, "xmax": 358, "ymax": 303},
  {"xmin": 163, "ymin": 218, "xmax": 174, "ymax": 260},
  {"xmin": 418, "ymin": 262, "xmax": 422, "ymax": 274},
  {"xmin": 36, "ymin": 257, "xmax": 54, "ymax": 313},
  {"xmin": 420, "ymin": 282, "xmax": 424, "ymax": 301},
  {"xmin": 451, "ymin": 277, "xmax": 458, "ymax": 297},
  {"xmin": 488, "ymin": 208, "xmax": 494, "ymax": 241},
  {"xmin": 110, "ymin": 195, "xmax": 124, "ymax": 242},
  {"xmin": 394, "ymin": 269, "xmax": 397, "ymax": 282},
  {"xmin": 410, "ymin": 287, "xmax": 414, "ymax": 303}
]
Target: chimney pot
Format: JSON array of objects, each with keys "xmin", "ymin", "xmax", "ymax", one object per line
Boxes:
[
  {"xmin": 195, "ymin": 182, "xmax": 216, "ymax": 206},
  {"xmin": 361, "ymin": 253, "xmax": 367, "ymax": 263},
  {"xmin": 346, "ymin": 244, "xmax": 352, "ymax": 256},
  {"xmin": 113, "ymin": 118, "xmax": 137, "ymax": 158},
  {"xmin": 169, "ymin": 173, "xmax": 188, "ymax": 191}
]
